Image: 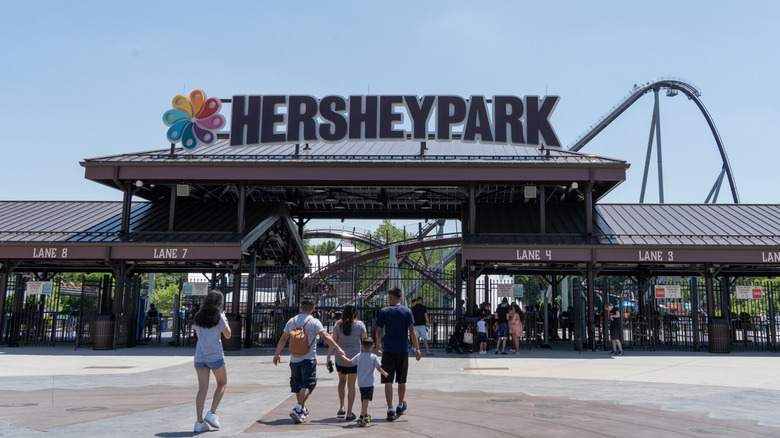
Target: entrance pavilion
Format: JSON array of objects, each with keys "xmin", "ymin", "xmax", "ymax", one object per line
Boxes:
[{"xmin": 2, "ymin": 138, "xmax": 779, "ymax": 351}]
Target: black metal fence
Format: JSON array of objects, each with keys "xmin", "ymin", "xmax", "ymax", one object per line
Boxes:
[
  {"xmin": 4, "ymin": 267, "xmax": 780, "ymax": 354},
  {"xmin": 597, "ymin": 278, "xmax": 780, "ymax": 352},
  {"xmin": 1, "ymin": 274, "xmax": 107, "ymax": 347}
]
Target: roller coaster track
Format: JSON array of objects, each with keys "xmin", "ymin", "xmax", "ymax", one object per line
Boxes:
[
  {"xmin": 567, "ymin": 77, "xmax": 739, "ymax": 203},
  {"xmin": 303, "ymin": 228, "xmax": 383, "ymax": 247}
]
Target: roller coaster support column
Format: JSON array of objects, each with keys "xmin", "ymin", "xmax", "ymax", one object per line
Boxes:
[
  {"xmin": 640, "ymin": 88, "xmax": 665, "ymax": 203},
  {"xmin": 389, "ymin": 245, "xmax": 401, "ymax": 305}
]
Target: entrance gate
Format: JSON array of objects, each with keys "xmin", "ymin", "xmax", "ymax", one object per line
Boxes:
[
  {"xmin": 1, "ymin": 273, "xmax": 117, "ymax": 348},
  {"xmin": 596, "ymin": 277, "xmax": 779, "ymax": 352}
]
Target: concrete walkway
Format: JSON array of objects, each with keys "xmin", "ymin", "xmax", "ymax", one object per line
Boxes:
[{"xmin": 1, "ymin": 342, "xmax": 779, "ymax": 437}]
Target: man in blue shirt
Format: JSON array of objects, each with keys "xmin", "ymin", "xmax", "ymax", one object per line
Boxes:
[{"xmin": 376, "ymin": 287, "xmax": 421, "ymax": 422}]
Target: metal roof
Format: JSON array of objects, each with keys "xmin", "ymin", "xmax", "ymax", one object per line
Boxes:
[
  {"xmin": 596, "ymin": 204, "xmax": 780, "ymax": 246},
  {"xmin": 0, "ymin": 200, "xmax": 309, "ymax": 272},
  {"xmin": 0, "ymin": 201, "xmax": 135, "ymax": 242},
  {"xmin": 80, "ymin": 139, "xmax": 630, "ymax": 218},
  {"xmin": 3, "ymin": 201, "xmax": 779, "ymax": 249},
  {"xmin": 84, "ymin": 138, "xmax": 627, "ymax": 165}
]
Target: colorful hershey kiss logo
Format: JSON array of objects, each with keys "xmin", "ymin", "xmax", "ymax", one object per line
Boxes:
[{"xmin": 162, "ymin": 90, "xmax": 225, "ymax": 150}]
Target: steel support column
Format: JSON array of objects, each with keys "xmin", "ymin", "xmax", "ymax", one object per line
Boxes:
[
  {"xmin": 237, "ymin": 183, "xmax": 246, "ymax": 234},
  {"xmin": 691, "ymin": 277, "xmax": 700, "ymax": 351},
  {"xmin": 573, "ymin": 277, "xmax": 583, "ymax": 351},
  {"xmin": 9, "ymin": 276, "xmax": 26, "ymax": 347},
  {"xmin": 587, "ymin": 263, "xmax": 596, "ymax": 351},
  {"xmin": 720, "ymin": 277, "xmax": 730, "ymax": 317},
  {"xmin": 467, "ymin": 262, "xmax": 477, "ymax": 318},
  {"xmin": 539, "ymin": 185, "xmax": 546, "ymax": 234},
  {"xmin": 602, "ymin": 283, "xmax": 609, "ymax": 351},
  {"xmin": 0, "ymin": 265, "xmax": 7, "ymax": 342},
  {"xmin": 120, "ymin": 185, "xmax": 132, "ymax": 234},
  {"xmin": 705, "ymin": 268, "xmax": 715, "ymax": 318},
  {"xmin": 455, "ymin": 253, "xmax": 464, "ymax": 317},
  {"xmin": 168, "ymin": 185, "xmax": 177, "ymax": 231},
  {"xmin": 244, "ymin": 250, "xmax": 257, "ymax": 348},
  {"xmin": 468, "ymin": 184, "xmax": 476, "ymax": 235},
  {"xmin": 232, "ymin": 265, "xmax": 242, "ymax": 314}
]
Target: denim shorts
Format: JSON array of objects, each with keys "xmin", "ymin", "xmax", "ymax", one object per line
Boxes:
[
  {"xmin": 194, "ymin": 358, "xmax": 225, "ymax": 370},
  {"xmin": 497, "ymin": 323, "xmax": 509, "ymax": 338},
  {"xmin": 290, "ymin": 358, "xmax": 317, "ymax": 393}
]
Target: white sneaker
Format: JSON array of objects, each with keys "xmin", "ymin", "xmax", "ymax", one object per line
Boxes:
[
  {"xmin": 290, "ymin": 408, "xmax": 303, "ymax": 424},
  {"xmin": 194, "ymin": 421, "xmax": 210, "ymax": 433},
  {"xmin": 204, "ymin": 410, "xmax": 220, "ymax": 429}
]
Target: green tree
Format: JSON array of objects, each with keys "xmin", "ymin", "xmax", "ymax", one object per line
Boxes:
[
  {"xmin": 139, "ymin": 273, "xmax": 185, "ymax": 316},
  {"xmin": 373, "ymin": 219, "xmax": 405, "ymax": 244},
  {"xmin": 304, "ymin": 238, "xmax": 338, "ymax": 255},
  {"xmin": 140, "ymin": 273, "xmax": 186, "ymax": 291},
  {"xmin": 149, "ymin": 283, "xmax": 179, "ymax": 316}
]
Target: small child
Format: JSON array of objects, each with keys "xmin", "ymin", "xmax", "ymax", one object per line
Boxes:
[
  {"xmin": 476, "ymin": 319, "xmax": 488, "ymax": 354},
  {"xmin": 339, "ymin": 337, "xmax": 389, "ymax": 427}
]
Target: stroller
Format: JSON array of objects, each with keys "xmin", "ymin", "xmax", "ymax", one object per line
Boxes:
[{"xmin": 446, "ymin": 316, "xmax": 473, "ymax": 354}]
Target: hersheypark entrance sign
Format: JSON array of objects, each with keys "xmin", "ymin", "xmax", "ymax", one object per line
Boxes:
[{"xmin": 163, "ymin": 91, "xmax": 562, "ymax": 150}]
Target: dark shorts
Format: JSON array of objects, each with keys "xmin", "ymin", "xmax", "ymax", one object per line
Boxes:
[
  {"xmin": 610, "ymin": 324, "xmax": 622, "ymax": 340},
  {"xmin": 289, "ymin": 358, "xmax": 317, "ymax": 393},
  {"xmin": 478, "ymin": 332, "xmax": 487, "ymax": 343},
  {"xmin": 380, "ymin": 352, "xmax": 409, "ymax": 384},
  {"xmin": 336, "ymin": 364, "xmax": 357, "ymax": 375},
  {"xmin": 359, "ymin": 386, "xmax": 374, "ymax": 401},
  {"xmin": 497, "ymin": 323, "xmax": 509, "ymax": 338}
]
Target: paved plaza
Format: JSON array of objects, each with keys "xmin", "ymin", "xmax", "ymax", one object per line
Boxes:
[{"xmin": 1, "ymin": 341, "xmax": 780, "ymax": 437}]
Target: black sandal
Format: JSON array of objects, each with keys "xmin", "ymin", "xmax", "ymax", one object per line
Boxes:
[{"xmin": 337, "ymin": 409, "xmax": 346, "ymax": 417}]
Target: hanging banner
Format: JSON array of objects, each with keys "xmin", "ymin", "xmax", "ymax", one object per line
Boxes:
[
  {"xmin": 655, "ymin": 285, "xmax": 681, "ymax": 299},
  {"xmin": 182, "ymin": 282, "xmax": 209, "ymax": 296},
  {"xmin": 736, "ymin": 285, "xmax": 763, "ymax": 300},
  {"xmin": 26, "ymin": 281, "xmax": 53, "ymax": 295}
]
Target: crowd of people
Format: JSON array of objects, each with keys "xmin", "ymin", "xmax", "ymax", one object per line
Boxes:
[
  {"xmin": 474, "ymin": 298, "xmax": 575, "ymax": 354},
  {"xmin": 184, "ymin": 292, "xmax": 608, "ymax": 433}
]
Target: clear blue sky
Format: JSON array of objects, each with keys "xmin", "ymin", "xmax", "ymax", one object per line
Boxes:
[{"xmin": 1, "ymin": 1, "xmax": 777, "ymax": 212}]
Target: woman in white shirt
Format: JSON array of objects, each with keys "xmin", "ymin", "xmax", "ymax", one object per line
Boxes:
[{"xmin": 191, "ymin": 290, "xmax": 232, "ymax": 433}]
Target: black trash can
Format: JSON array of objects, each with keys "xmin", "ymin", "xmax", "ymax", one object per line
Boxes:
[
  {"xmin": 93, "ymin": 315, "xmax": 115, "ymax": 351},
  {"xmin": 222, "ymin": 314, "xmax": 242, "ymax": 351},
  {"xmin": 708, "ymin": 317, "xmax": 731, "ymax": 354}
]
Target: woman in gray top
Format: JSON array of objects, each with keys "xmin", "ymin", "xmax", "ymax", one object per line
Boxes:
[{"xmin": 327, "ymin": 304, "xmax": 367, "ymax": 421}]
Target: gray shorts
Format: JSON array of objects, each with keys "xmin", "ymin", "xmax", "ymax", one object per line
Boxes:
[{"xmin": 414, "ymin": 325, "xmax": 427, "ymax": 340}]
